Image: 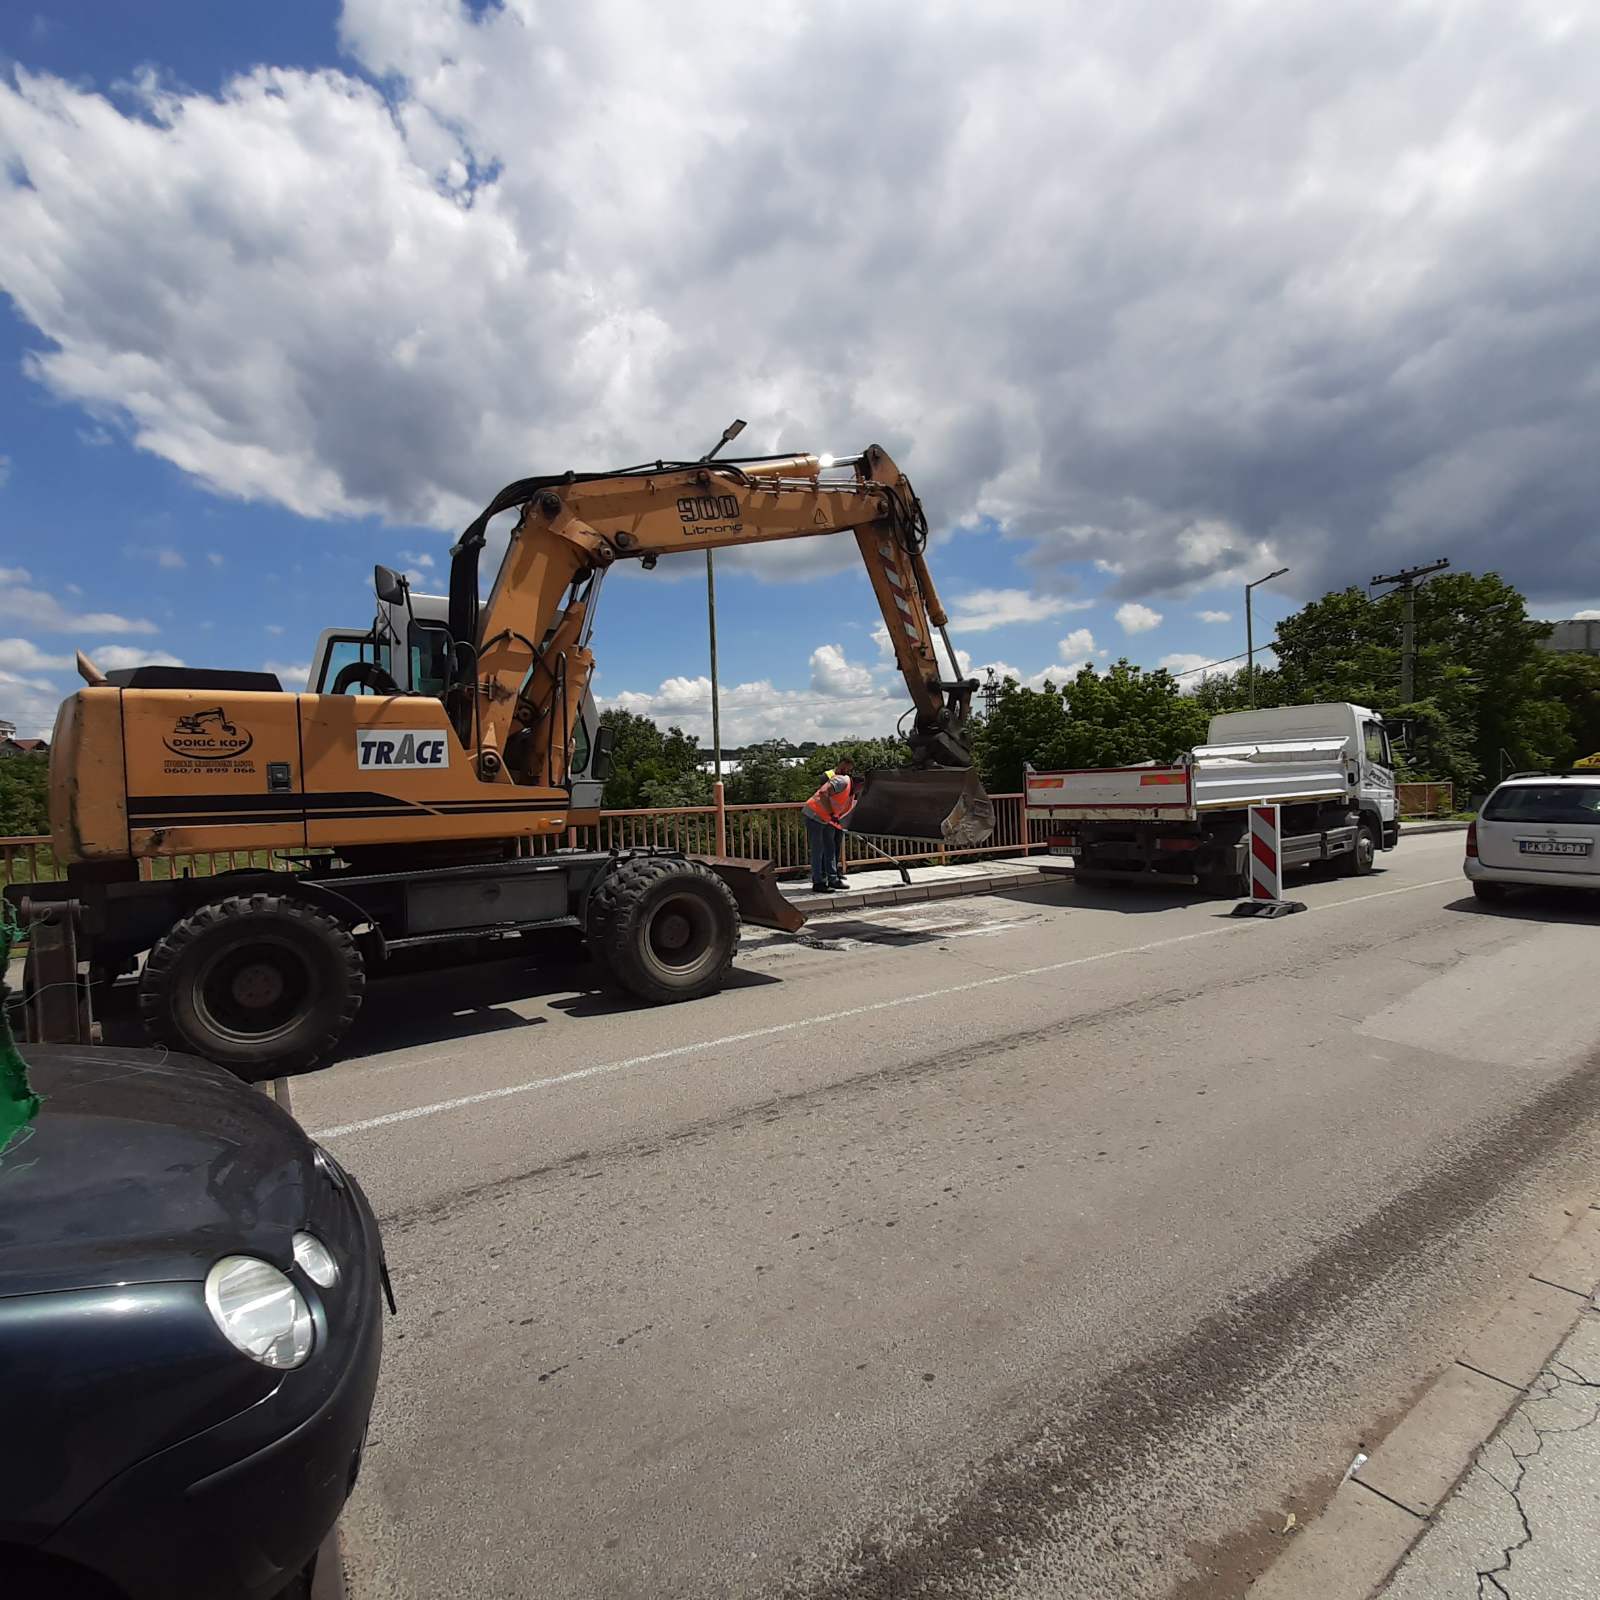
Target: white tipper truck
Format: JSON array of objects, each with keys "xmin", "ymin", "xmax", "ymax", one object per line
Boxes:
[{"xmin": 1025, "ymin": 702, "xmax": 1399, "ymax": 895}]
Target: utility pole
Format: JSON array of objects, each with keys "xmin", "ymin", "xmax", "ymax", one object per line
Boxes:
[
  {"xmin": 1370, "ymin": 558, "xmax": 1449, "ymax": 704},
  {"xmin": 980, "ymin": 667, "xmax": 1000, "ymax": 719},
  {"xmin": 1245, "ymin": 566, "xmax": 1290, "ymax": 707},
  {"xmin": 700, "ymin": 418, "xmax": 747, "ymax": 782}
]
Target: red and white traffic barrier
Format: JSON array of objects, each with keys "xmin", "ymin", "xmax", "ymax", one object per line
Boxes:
[
  {"xmin": 1249, "ymin": 803, "xmax": 1284, "ymax": 902},
  {"xmin": 1232, "ymin": 801, "xmax": 1304, "ymax": 918}
]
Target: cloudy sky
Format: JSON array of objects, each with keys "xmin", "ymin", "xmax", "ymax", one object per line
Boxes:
[{"xmin": 2, "ymin": 0, "xmax": 1597, "ymax": 742}]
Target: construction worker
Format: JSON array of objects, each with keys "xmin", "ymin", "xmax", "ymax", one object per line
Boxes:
[{"xmin": 803, "ymin": 756, "xmax": 855, "ymax": 891}]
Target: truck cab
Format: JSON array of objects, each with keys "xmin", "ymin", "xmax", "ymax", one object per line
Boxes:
[{"xmin": 1202, "ymin": 702, "xmax": 1399, "ymax": 851}]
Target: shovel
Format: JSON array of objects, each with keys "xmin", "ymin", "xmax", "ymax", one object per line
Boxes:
[{"xmin": 831, "ymin": 823, "xmax": 911, "ymax": 887}]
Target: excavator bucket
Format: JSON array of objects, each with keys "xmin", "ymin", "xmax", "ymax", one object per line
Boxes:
[
  {"xmin": 846, "ymin": 767, "xmax": 996, "ymax": 850},
  {"xmin": 697, "ymin": 856, "xmax": 808, "ymax": 933}
]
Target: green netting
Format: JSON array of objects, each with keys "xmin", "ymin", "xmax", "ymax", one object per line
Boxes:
[{"xmin": 0, "ymin": 899, "xmax": 41, "ymax": 1161}]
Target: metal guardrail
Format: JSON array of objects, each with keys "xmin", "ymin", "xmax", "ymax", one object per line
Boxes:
[
  {"xmin": 1396, "ymin": 781, "xmax": 1454, "ymax": 817},
  {"xmin": 1, "ymin": 792, "xmax": 1037, "ymax": 889}
]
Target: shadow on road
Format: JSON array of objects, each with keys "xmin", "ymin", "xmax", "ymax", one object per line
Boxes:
[{"xmin": 1442, "ymin": 888, "xmax": 1600, "ymax": 925}]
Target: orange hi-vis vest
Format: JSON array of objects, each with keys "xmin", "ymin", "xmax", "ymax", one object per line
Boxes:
[{"xmin": 805, "ymin": 773, "xmax": 852, "ymax": 825}]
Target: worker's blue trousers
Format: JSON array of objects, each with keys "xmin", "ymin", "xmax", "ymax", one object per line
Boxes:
[{"xmin": 804, "ymin": 813, "xmax": 839, "ymax": 888}]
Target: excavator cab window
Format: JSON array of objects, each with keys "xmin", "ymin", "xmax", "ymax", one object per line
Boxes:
[
  {"xmin": 317, "ymin": 635, "xmax": 394, "ymax": 695},
  {"xmin": 408, "ymin": 622, "xmax": 454, "ymax": 699}
]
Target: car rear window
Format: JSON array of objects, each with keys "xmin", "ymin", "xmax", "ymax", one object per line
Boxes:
[{"xmin": 1482, "ymin": 783, "xmax": 1600, "ymax": 824}]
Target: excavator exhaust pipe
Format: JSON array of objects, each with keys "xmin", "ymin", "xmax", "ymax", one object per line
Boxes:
[{"xmin": 846, "ymin": 767, "xmax": 996, "ymax": 851}]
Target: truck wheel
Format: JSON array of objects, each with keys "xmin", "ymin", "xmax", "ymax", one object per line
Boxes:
[
  {"xmin": 139, "ymin": 894, "xmax": 364, "ymax": 1079},
  {"xmin": 588, "ymin": 857, "xmax": 740, "ymax": 1004},
  {"xmin": 1339, "ymin": 820, "xmax": 1378, "ymax": 877}
]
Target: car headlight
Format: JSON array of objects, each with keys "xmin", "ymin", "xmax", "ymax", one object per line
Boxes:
[
  {"xmin": 293, "ymin": 1230, "xmax": 340, "ymax": 1289},
  {"xmin": 205, "ymin": 1256, "xmax": 314, "ymax": 1369}
]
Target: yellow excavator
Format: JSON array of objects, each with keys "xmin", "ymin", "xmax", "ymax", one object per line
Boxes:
[{"xmin": 9, "ymin": 437, "xmax": 992, "ymax": 1077}]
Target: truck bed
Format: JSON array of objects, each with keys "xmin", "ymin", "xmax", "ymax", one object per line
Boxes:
[{"xmin": 1027, "ymin": 738, "xmax": 1353, "ymax": 824}]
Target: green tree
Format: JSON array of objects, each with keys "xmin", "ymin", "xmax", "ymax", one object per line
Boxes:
[
  {"xmin": 974, "ymin": 663, "xmax": 1208, "ymax": 791},
  {"xmin": 597, "ymin": 708, "xmax": 705, "ymax": 807},
  {"xmin": 0, "ymin": 754, "xmax": 49, "ymax": 836},
  {"xmin": 1531, "ymin": 650, "xmax": 1600, "ymax": 768},
  {"xmin": 1266, "ymin": 572, "xmax": 1557, "ymax": 792}
]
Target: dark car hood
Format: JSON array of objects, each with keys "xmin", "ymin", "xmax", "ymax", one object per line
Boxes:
[{"xmin": 0, "ymin": 1044, "xmax": 320, "ymax": 1297}]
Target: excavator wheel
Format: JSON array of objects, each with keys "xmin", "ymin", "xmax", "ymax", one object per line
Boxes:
[
  {"xmin": 587, "ymin": 856, "xmax": 740, "ymax": 1005},
  {"xmin": 138, "ymin": 893, "xmax": 365, "ymax": 1080}
]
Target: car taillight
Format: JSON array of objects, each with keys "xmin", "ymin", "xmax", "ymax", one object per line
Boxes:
[{"xmin": 1466, "ymin": 821, "xmax": 1478, "ymax": 858}]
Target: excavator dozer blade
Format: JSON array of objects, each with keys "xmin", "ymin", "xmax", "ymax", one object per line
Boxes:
[
  {"xmin": 697, "ymin": 856, "xmax": 808, "ymax": 933},
  {"xmin": 846, "ymin": 767, "xmax": 996, "ymax": 850}
]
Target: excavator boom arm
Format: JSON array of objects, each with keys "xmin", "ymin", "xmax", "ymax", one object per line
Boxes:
[{"xmin": 452, "ymin": 444, "xmax": 977, "ymax": 791}]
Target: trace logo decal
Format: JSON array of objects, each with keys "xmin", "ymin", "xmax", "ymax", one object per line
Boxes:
[
  {"xmin": 163, "ymin": 708, "xmax": 254, "ymax": 763},
  {"xmin": 357, "ymin": 729, "xmax": 450, "ymax": 770}
]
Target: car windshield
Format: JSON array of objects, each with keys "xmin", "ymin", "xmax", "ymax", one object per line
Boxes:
[{"xmin": 1482, "ymin": 783, "xmax": 1600, "ymax": 825}]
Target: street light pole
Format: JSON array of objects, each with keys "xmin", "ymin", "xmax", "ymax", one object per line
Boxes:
[
  {"xmin": 699, "ymin": 419, "xmax": 747, "ymax": 784},
  {"xmin": 1244, "ymin": 566, "xmax": 1290, "ymax": 707},
  {"xmin": 706, "ymin": 548, "xmax": 722, "ymax": 784}
]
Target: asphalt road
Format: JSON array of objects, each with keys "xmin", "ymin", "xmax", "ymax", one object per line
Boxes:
[{"xmin": 289, "ymin": 834, "xmax": 1600, "ymax": 1600}]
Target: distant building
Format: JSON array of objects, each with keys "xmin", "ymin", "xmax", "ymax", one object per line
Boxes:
[
  {"xmin": 1539, "ymin": 619, "xmax": 1600, "ymax": 655},
  {"xmin": 0, "ymin": 719, "xmax": 14, "ymax": 741},
  {"xmin": 0, "ymin": 736, "xmax": 48, "ymax": 758}
]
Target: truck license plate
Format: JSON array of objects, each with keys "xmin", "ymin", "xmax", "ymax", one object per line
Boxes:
[{"xmin": 1519, "ymin": 839, "xmax": 1591, "ymax": 856}]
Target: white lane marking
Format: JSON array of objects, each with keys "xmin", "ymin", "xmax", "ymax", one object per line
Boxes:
[{"xmin": 310, "ymin": 874, "xmax": 1461, "ymax": 1141}]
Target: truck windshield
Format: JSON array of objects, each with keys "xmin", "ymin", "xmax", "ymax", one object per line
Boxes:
[
  {"xmin": 1363, "ymin": 721, "xmax": 1390, "ymax": 766},
  {"xmin": 1482, "ymin": 784, "xmax": 1600, "ymax": 825}
]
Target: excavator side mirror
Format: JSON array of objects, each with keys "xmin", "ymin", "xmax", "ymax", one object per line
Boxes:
[
  {"xmin": 374, "ymin": 564, "xmax": 408, "ymax": 605},
  {"xmin": 591, "ymin": 726, "xmax": 616, "ymax": 783}
]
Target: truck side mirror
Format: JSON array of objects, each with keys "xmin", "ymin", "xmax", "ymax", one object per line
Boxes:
[
  {"xmin": 592, "ymin": 725, "xmax": 616, "ymax": 783},
  {"xmin": 374, "ymin": 564, "xmax": 408, "ymax": 605}
]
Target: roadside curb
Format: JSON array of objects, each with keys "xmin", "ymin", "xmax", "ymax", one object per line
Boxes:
[
  {"xmin": 1399, "ymin": 820, "xmax": 1470, "ymax": 836},
  {"xmin": 1247, "ymin": 1204, "xmax": 1600, "ymax": 1599},
  {"xmin": 787, "ymin": 863, "xmax": 1058, "ymax": 916}
]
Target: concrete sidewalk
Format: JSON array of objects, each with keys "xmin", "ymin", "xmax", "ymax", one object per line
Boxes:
[
  {"xmin": 1381, "ymin": 1306, "xmax": 1600, "ymax": 1598},
  {"xmin": 780, "ymin": 852, "xmax": 1063, "ymax": 915}
]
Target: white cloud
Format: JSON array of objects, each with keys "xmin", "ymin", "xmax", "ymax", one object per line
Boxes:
[
  {"xmin": 399, "ymin": 549, "xmax": 437, "ymax": 569},
  {"xmin": 2, "ymin": 4, "xmax": 1600, "ymax": 609},
  {"xmin": 1115, "ymin": 602, "xmax": 1163, "ymax": 635},
  {"xmin": 89, "ymin": 644, "xmax": 185, "ymax": 670},
  {"xmin": 0, "ymin": 455, "xmax": 10, "ymax": 487},
  {"xmin": 1574, "ymin": 609, "xmax": 1600, "ymax": 621},
  {"xmin": 124, "ymin": 543, "xmax": 187, "ymax": 570},
  {"xmin": 946, "ymin": 588, "xmax": 1094, "ymax": 634},
  {"xmin": 0, "ymin": 637, "xmax": 71, "ymax": 672},
  {"xmin": 0, "ymin": 565, "xmax": 157, "ymax": 634},
  {"xmin": 808, "ymin": 642, "xmax": 874, "ymax": 697},
  {"xmin": 1159, "ymin": 652, "xmax": 1216, "ymax": 677},
  {"xmin": 264, "ymin": 659, "xmax": 312, "ymax": 690},
  {"xmin": 1196, "ymin": 609, "xmax": 1232, "ymax": 624},
  {"xmin": 265, "ymin": 624, "xmax": 285, "ymax": 636},
  {"xmin": 78, "ymin": 425, "xmax": 114, "ymax": 448},
  {"xmin": 207, "ymin": 551, "xmax": 224, "ymax": 568},
  {"xmin": 605, "ymin": 672, "xmax": 899, "ymax": 746},
  {"xmin": 1058, "ymin": 627, "xmax": 1096, "ymax": 659},
  {"xmin": 869, "ymin": 622, "xmax": 895, "ymax": 662}
]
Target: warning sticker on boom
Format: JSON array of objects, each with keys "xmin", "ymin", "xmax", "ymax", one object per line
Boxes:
[{"xmin": 356, "ymin": 729, "xmax": 450, "ymax": 769}]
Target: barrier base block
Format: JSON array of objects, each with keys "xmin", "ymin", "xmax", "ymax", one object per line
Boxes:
[{"xmin": 1230, "ymin": 898, "xmax": 1307, "ymax": 918}]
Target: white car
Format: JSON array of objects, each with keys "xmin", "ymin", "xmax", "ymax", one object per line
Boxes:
[{"xmin": 1465, "ymin": 772, "xmax": 1600, "ymax": 902}]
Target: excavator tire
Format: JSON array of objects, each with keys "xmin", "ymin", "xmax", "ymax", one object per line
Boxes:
[
  {"xmin": 588, "ymin": 856, "xmax": 740, "ymax": 1005},
  {"xmin": 138, "ymin": 893, "xmax": 365, "ymax": 1081}
]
